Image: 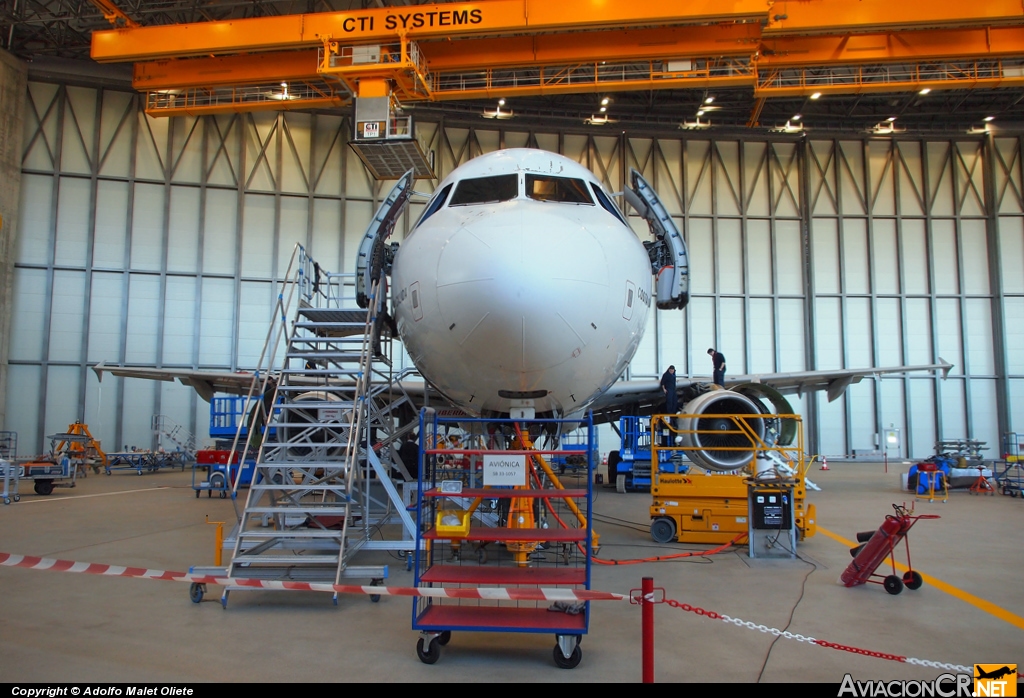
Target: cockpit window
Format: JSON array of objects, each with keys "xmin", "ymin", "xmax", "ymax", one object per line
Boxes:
[
  {"xmin": 590, "ymin": 182, "xmax": 629, "ymax": 225},
  {"xmin": 526, "ymin": 175, "xmax": 593, "ymax": 204},
  {"xmin": 414, "ymin": 183, "xmax": 452, "ymax": 228},
  {"xmin": 449, "ymin": 174, "xmax": 519, "ymax": 206}
]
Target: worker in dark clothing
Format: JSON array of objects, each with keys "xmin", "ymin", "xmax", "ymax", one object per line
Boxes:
[
  {"xmin": 398, "ymin": 433, "xmax": 420, "ymax": 480},
  {"xmin": 660, "ymin": 365, "xmax": 678, "ymax": 414},
  {"xmin": 708, "ymin": 348, "xmax": 726, "ymax": 387}
]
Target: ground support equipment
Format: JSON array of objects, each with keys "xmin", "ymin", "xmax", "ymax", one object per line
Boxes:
[
  {"xmin": 104, "ymin": 450, "xmax": 186, "ymax": 475},
  {"xmin": 413, "ymin": 410, "xmax": 595, "ymax": 669},
  {"xmin": 191, "ymin": 449, "xmax": 256, "ymax": 498},
  {"xmin": 648, "ymin": 413, "xmax": 816, "ymax": 546},
  {"xmin": 0, "ymin": 460, "xmax": 20, "ymax": 504},
  {"xmin": 608, "ymin": 415, "xmax": 683, "ymax": 493},
  {"xmin": 840, "ymin": 504, "xmax": 938, "ymax": 595}
]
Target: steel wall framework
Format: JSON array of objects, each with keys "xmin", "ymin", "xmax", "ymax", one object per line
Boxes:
[{"xmin": 7, "ymin": 80, "xmax": 1022, "ymax": 458}]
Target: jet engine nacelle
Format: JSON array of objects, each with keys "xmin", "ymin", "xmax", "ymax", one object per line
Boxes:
[{"xmin": 677, "ymin": 390, "xmax": 766, "ymax": 472}]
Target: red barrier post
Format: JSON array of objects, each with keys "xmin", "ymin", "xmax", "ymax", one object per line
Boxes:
[{"xmin": 642, "ymin": 576, "xmax": 654, "ymax": 683}]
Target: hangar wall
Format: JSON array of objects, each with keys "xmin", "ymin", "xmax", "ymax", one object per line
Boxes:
[{"xmin": 6, "ymin": 80, "xmax": 1022, "ymax": 458}]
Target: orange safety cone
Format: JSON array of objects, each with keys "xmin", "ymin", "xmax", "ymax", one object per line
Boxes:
[{"xmin": 819, "ymin": 456, "xmax": 830, "ymax": 471}]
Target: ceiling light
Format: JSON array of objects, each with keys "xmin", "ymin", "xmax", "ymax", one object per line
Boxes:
[
  {"xmin": 599, "ymin": 106, "xmax": 607, "ymax": 112},
  {"xmin": 704, "ymin": 96, "xmax": 714, "ymax": 104},
  {"xmin": 792, "ymin": 114, "xmax": 802, "ymax": 121},
  {"xmin": 810, "ymin": 92, "xmax": 822, "ymax": 100},
  {"xmin": 697, "ymin": 109, "xmax": 705, "ymax": 116},
  {"xmin": 585, "ymin": 114, "xmax": 615, "ymax": 125},
  {"xmin": 772, "ymin": 119, "xmax": 804, "ymax": 134},
  {"xmin": 680, "ymin": 117, "xmax": 711, "ymax": 130},
  {"xmin": 281, "ymin": 82, "xmax": 288, "ymax": 88},
  {"xmin": 498, "ymin": 98, "xmax": 506, "ymax": 106},
  {"xmin": 984, "ymin": 115, "xmax": 995, "ymax": 122},
  {"xmin": 601, "ymin": 97, "xmax": 610, "ymax": 106},
  {"xmin": 482, "ymin": 107, "xmax": 513, "ymax": 119},
  {"xmin": 886, "ymin": 116, "xmax": 897, "ymax": 122},
  {"xmin": 919, "ymin": 88, "xmax": 931, "ymax": 95}
]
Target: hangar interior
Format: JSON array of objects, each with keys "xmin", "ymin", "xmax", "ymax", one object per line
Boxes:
[
  {"xmin": 0, "ymin": 0, "xmax": 1023, "ymax": 683},
  {"xmin": 2, "ymin": 79, "xmax": 1022, "ymax": 459}
]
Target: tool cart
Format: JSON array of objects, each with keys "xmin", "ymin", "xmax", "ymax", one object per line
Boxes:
[{"xmin": 412, "ymin": 409, "xmax": 595, "ymax": 668}]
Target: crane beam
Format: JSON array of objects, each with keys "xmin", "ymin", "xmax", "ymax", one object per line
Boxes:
[{"xmin": 92, "ymin": 0, "xmax": 768, "ymax": 63}]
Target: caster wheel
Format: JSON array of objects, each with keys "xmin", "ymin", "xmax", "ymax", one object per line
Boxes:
[
  {"xmin": 437, "ymin": 630, "xmax": 451, "ymax": 646},
  {"xmin": 650, "ymin": 517, "xmax": 676, "ymax": 544},
  {"xmin": 13, "ymin": 495, "xmax": 19, "ymax": 502},
  {"xmin": 903, "ymin": 570, "xmax": 923, "ymax": 590},
  {"xmin": 219, "ymin": 491, "xmax": 226, "ymax": 499},
  {"xmin": 195, "ymin": 490, "xmax": 200, "ymax": 498},
  {"xmin": 883, "ymin": 575, "xmax": 904, "ymax": 595},
  {"xmin": 189, "ymin": 583, "xmax": 204, "ymax": 603},
  {"xmin": 4, "ymin": 498, "xmax": 9, "ymax": 505},
  {"xmin": 553, "ymin": 643, "xmax": 582, "ymax": 669},
  {"xmin": 416, "ymin": 637, "xmax": 440, "ymax": 664},
  {"xmin": 370, "ymin": 578, "xmax": 382, "ymax": 602}
]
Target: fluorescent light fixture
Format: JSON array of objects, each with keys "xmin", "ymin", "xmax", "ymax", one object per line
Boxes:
[
  {"xmin": 697, "ymin": 109, "xmax": 705, "ymax": 116},
  {"xmin": 792, "ymin": 114, "xmax": 802, "ymax": 121},
  {"xmin": 810, "ymin": 92, "xmax": 822, "ymax": 100},
  {"xmin": 498, "ymin": 98, "xmax": 506, "ymax": 106},
  {"xmin": 984, "ymin": 115, "xmax": 995, "ymax": 122},
  {"xmin": 886, "ymin": 116, "xmax": 897, "ymax": 122},
  {"xmin": 599, "ymin": 106, "xmax": 607, "ymax": 113},
  {"xmin": 704, "ymin": 96, "xmax": 714, "ymax": 104},
  {"xmin": 919, "ymin": 88, "xmax": 931, "ymax": 95},
  {"xmin": 601, "ymin": 97, "xmax": 610, "ymax": 106}
]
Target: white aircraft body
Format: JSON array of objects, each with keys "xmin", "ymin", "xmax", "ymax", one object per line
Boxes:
[{"xmin": 390, "ymin": 149, "xmax": 652, "ymax": 419}]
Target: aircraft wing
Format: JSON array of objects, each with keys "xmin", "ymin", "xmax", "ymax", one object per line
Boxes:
[
  {"xmin": 586, "ymin": 359, "xmax": 953, "ymax": 424},
  {"xmin": 92, "ymin": 362, "xmax": 264, "ymax": 402}
]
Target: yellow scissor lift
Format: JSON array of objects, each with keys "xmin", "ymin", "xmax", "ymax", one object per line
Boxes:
[{"xmin": 647, "ymin": 413, "xmax": 816, "ymax": 546}]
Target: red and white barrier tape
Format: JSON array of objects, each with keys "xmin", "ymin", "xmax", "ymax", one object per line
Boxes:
[{"xmin": 0, "ymin": 552, "xmax": 625, "ymax": 602}]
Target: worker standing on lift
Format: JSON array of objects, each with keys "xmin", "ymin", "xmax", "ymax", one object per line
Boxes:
[{"xmin": 708, "ymin": 348, "xmax": 726, "ymax": 387}]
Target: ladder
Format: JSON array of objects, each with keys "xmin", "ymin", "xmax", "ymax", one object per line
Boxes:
[
  {"xmin": 152, "ymin": 415, "xmax": 196, "ymax": 456},
  {"xmin": 219, "ymin": 244, "xmax": 418, "ymax": 604}
]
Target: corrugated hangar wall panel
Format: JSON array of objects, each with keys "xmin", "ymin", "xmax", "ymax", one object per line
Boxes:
[
  {"xmin": 54, "ymin": 177, "xmax": 90, "ymax": 267},
  {"xmin": 87, "ymin": 272, "xmax": 124, "ymax": 364},
  {"xmin": 48, "ymin": 270, "xmax": 86, "ymax": 363},
  {"xmin": 84, "ymin": 372, "xmax": 117, "ymax": 451},
  {"xmin": 847, "ymin": 381, "xmax": 876, "ymax": 451},
  {"xmin": 16, "ymin": 174, "xmax": 52, "ymax": 265},
  {"xmin": 171, "ymin": 117, "xmax": 203, "ymax": 184},
  {"xmin": 999, "ymin": 217, "xmax": 1024, "ymax": 293},
  {"xmin": 908, "ymin": 379, "xmax": 937, "ymax": 457},
  {"xmin": 1009, "ymin": 380, "xmax": 1024, "ymax": 429},
  {"xmin": 44, "ymin": 366, "xmax": 81, "ymax": 435},
  {"xmin": 5, "ymin": 366, "xmax": 40, "ymax": 446},
  {"xmin": 6, "ymin": 80, "xmax": 1015, "ymax": 454},
  {"xmin": 878, "ymin": 380, "xmax": 907, "ymax": 453},
  {"xmin": 1006, "ymin": 298, "xmax": 1024, "ymax": 373},
  {"xmin": 872, "ymin": 219, "xmax": 898, "ymax": 295},
  {"xmin": 968, "ymin": 380, "xmax": 999, "ymax": 453},
  {"xmin": 162, "ymin": 277, "xmax": 197, "ymax": 366},
  {"xmin": 121, "ymin": 379, "xmax": 156, "ymax": 449},
  {"xmin": 817, "ymin": 391, "xmax": 847, "ymax": 456},
  {"xmin": 746, "ymin": 219, "xmax": 773, "ymax": 295},
  {"xmin": 97, "ymin": 90, "xmax": 134, "ymax": 179},
  {"xmin": 9, "ymin": 268, "xmax": 47, "ymax": 361},
  {"xmin": 60, "ymin": 86, "xmax": 96, "ymax": 176},
  {"xmin": 167, "ymin": 187, "xmax": 200, "ymax": 274},
  {"xmin": 940, "ymin": 380, "xmax": 967, "ymax": 440},
  {"xmin": 94, "ymin": 180, "xmax": 129, "ymax": 269}
]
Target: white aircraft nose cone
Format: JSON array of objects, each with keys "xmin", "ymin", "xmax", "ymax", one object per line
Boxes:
[{"xmin": 436, "ymin": 204, "xmax": 609, "ymax": 372}]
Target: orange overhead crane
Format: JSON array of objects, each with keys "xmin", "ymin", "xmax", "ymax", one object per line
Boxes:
[{"xmin": 89, "ymin": 0, "xmax": 1024, "ymax": 120}]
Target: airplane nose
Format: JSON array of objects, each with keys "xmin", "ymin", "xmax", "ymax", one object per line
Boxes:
[{"xmin": 435, "ymin": 206, "xmax": 611, "ymax": 372}]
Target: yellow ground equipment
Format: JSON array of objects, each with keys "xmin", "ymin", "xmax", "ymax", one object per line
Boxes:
[{"xmin": 648, "ymin": 413, "xmax": 816, "ymax": 546}]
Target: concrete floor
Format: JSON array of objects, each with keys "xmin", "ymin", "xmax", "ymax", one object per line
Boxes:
[{"xmin": 0, "ymin": 461, "xmax": 1021, "ymax": 683}]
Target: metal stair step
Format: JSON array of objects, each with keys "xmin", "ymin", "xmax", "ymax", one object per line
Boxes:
[
  {"xmin": 236, "ymin": 530, "xmax": 343, "ymax": 539},
  {"xmin": 231, "ymin": 555, "xmax": 339, "ymax": 565},
  {"xmin": 243, "ymin": 505, "xmax": 351, "ymax": 514}
]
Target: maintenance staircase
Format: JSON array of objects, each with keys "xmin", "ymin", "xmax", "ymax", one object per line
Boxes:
[
  {"xmin": 152, "ymin": 415, "xmax": 196, "ymax": 456},
  {"xmin": 216, "ymin": 244, "xmax": 419, "ymax": 604}
]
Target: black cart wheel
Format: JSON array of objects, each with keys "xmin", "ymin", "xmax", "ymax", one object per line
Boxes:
[
  {"xmin": 13, "ymin": 494, "xmax": 19, "ymax": 502},
  {"xmin": 883, "ymin": 575, "xmax": 904, "ymax": 595},
  {"xmin": 650, "ymin": 517, "xmax": 677, "ymax": 544},
  {"xmin": 437, "ymin": 630, "xmax": 451, "ymax": 646},
  {"xmin": 34, "ymin": 480, "xmax": 54, "ymax": 496},
  {"xmin": 606, "ymin": 450, "xmax": 621, "ymax": 487},
  {"xmin": 369, "ymin": 578, "xmax": 382, "ymax": 602},
  {"xmin": 189, "ymin": 583, "xmax": 204, "ymax": 603},
  {"xmin": 3, "ymin": 497, "xmax": 9, "ymax": 505},
  {"xmin": 903, "ymin": 570, "xmax": 923, "ymax": 590},
  {"xmin": 416, "ymin": 637, "xmax": 440, "ymax": 664},
  {"xmin": 553, "ymin": 643, "xmax": 583, "ymax": 669}
]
